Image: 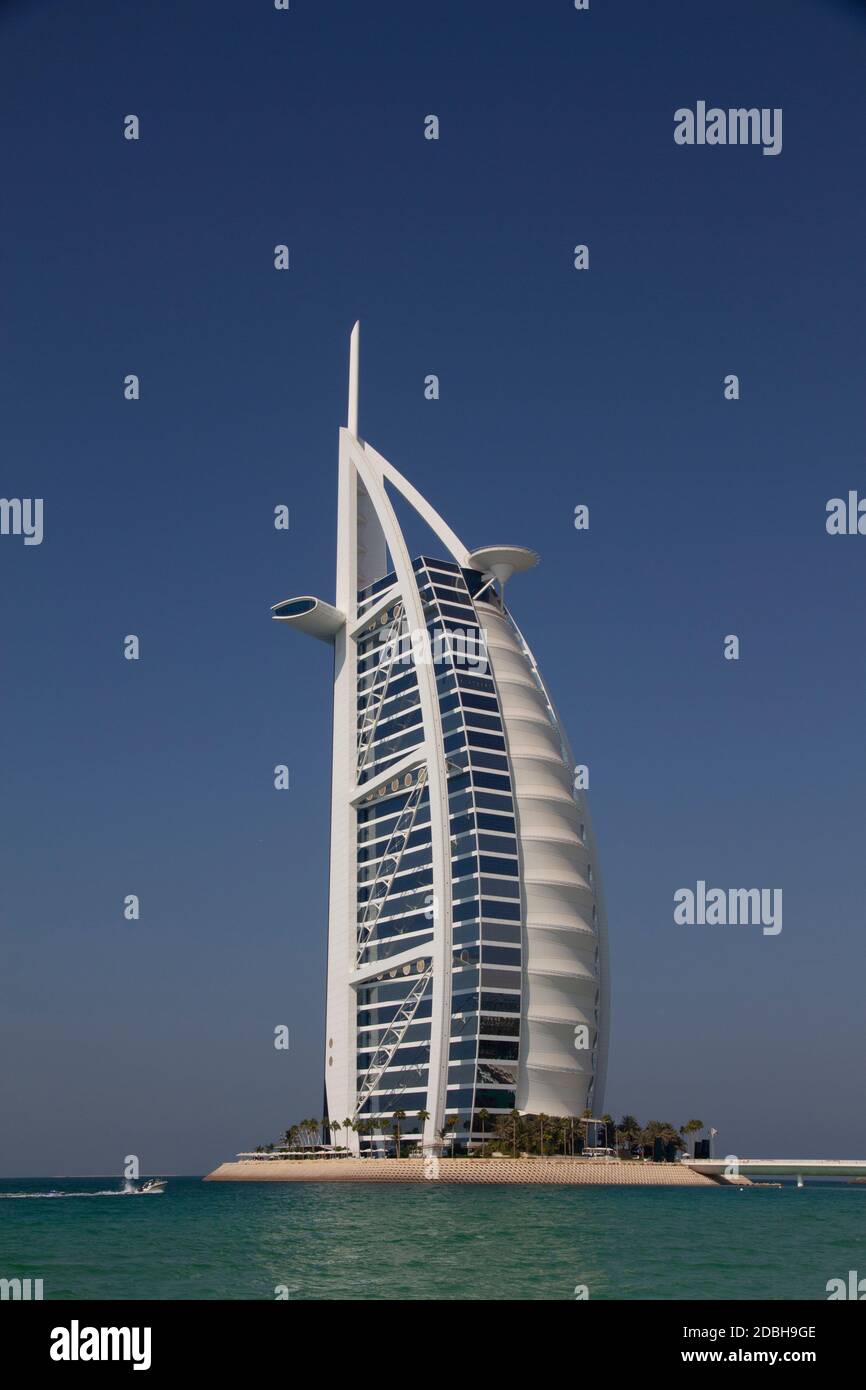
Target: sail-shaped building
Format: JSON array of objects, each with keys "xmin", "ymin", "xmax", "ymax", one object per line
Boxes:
[{"xmin": 273, "ymin": 325, "xmax": 610, "ymax": 1155}]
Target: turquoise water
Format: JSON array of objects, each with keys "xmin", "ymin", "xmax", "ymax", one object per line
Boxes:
[{"xmin": 0, "ymin": 1177, "xmax": 862, "ymax": 1300}]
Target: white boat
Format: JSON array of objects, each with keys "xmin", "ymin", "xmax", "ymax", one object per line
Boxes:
[{"xmin": 138, "ymin": 1179, "xmax": 167, "ymax": 1194}]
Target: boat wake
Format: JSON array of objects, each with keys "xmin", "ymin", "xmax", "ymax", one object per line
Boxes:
[
  {"xmin": 0, "ymin": 1190, "xmax": 129, "ymax": 1199},
  {"xmin": 0, "ymin": 1180, "xmax": 167, "ymax": 1199}
]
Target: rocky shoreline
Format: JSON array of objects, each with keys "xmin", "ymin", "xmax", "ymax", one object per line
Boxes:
[{"xmin": 204, "ymin": 1158, "xmax": 738, "ymax": 1186}]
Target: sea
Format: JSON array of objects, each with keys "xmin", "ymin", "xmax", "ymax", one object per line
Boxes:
[{"xmin": 0, "ymin": 1176, "xmax": 862, "ymax": 1300}]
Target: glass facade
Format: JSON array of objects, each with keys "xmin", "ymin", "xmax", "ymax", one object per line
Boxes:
[{"xmin": 352, "ymin": 556, "xmax": 521, "ymax": 1152}]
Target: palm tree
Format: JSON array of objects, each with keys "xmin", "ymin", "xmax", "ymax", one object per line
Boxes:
[
  {"xmin": 416, "ymin": 1109, "xmax": 430, "ymax": 1150},
  {"xmin": 681, "ymin": 1119, "xmax": 705, "ymax": 1157},
  {"xmin": 550, "ymin": 1116, "xmax": 565, "ymax": 1154},
  {"xmin": 370, "ymin": 1117, "xmax": 383, "ymax": 1157},
  {"xmin": 392, "ymin": 1109, "xmax": 407, "ymax": 1159},
  {"xmin": 342, "ymin": 1118, "xmax": 353, "ymax": 1152},
  {"xmin": 537, "ymin": 1113, "xmax": 549, "ymax": 1156},
  {"xmin": 508, "ymin": 1108, "xmax": 521, "ymax": 1155},
  {"xmin": 445, "ymin": 1115, "xmax": 458, "ymax": 1156},
  {"xmin": 618, "ymin": 1115, "xmax": 641, "ymax": 1156},
  {"xmin": 360, "ymin": 1117, "xmax": 374, "ymax": 1156},
  {"xmin": 640, "ymin": 1120, "xmax": 684, "ymax": 1160},
  {"xmin": 601, "ymin": 1114, "xmax": 615, "ymax": 1152},
  {"xmin": 476, "ymin": 1108, "xmax": 490, "ymax": 1152}
]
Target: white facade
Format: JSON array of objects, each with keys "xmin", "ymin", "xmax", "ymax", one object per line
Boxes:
[{"xmin": 273, "ymin": 326, "xmax": 609, "ymax": 1153}]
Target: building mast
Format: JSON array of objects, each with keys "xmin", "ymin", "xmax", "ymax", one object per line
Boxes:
[{"xmin": 348, "ymin": 320, "xmax": 360, "ymax": 438}]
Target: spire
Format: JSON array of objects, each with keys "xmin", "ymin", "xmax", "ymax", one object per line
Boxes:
[{"xmin": 348, "ymin": 320, "xmax": 360, "ymax": 437}]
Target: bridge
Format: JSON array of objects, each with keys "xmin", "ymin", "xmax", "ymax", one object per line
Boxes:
[{"xmin": 684, "ymin": 1158, "xmax": 866, "ymax": 1183}]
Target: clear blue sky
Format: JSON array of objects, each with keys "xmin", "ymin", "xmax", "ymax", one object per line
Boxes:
[{"xmin": 1, "ymin": 0, "xmax": 864, "ymax": 1175}]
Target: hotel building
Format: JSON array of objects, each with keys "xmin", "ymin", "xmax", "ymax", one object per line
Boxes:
[{"xmin": 273, "ymin": 326, "xmax": 610, "ymax": 1154}]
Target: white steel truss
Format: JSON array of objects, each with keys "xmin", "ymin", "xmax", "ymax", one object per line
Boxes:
[
  {"xmin": 353, "ymin": 963, "xmax": 434, "ymax": 1118},
  {"xmin": 356, "ymin": 604, "xmax": 405, "ymax": 776},
  {"xmin": 356, "ymin": 766, "xmax": 428, "ymax": 966}
]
